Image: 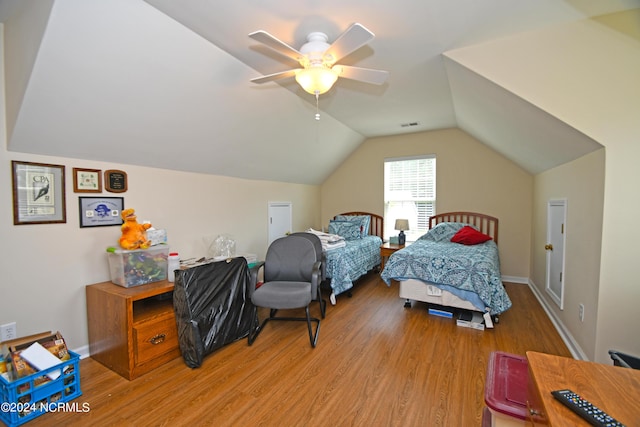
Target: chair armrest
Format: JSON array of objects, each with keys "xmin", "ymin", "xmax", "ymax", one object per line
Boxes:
[
  {"xmin": 311, "ymin": 261, "xmax": 322, "ymax": 296},
  {"xmin": 248, "ymin": 261, "xmax": 265, "ymax": 297}
]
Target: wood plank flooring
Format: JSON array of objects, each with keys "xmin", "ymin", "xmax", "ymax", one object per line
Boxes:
[{"xmin": 25, "ymin": 275, "xmax": 571, "ymax": 426}]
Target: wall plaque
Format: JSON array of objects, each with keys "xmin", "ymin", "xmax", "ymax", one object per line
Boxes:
[{"xmin": 104, "ymin": 169, "xmax": 128, "ymax": 193}]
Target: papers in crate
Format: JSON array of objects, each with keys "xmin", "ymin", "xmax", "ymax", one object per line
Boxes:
[
  {"xmin": 20, "ymin": 342, "xmax": 63, "ymax": 380},
  {"xmin": 1, "ymin": 331, "xmax": 69, "ymax": 381}
]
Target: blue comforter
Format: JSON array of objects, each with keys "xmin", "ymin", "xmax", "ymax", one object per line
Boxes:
[
  {"xmin": 326, "ymin": 235, "xmax": 382, "ymax": 296},
  {"xmin": 380, "ymin": 223, "xmax": 512, "ymax": 315}
]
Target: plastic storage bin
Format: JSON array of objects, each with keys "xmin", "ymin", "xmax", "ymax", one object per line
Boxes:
[
  {"xmin": 107, "ymin": 245, "xmax": 169, "ymax": 287},
  {"xmin": 0, "ymin": 350, "xmax": 82, "ymax": 427},
  {"xmin": 484, "ymin": 351, "xmax": 528, "ymax": 426},
  {"xmin": 609, "ymin": 350, "xmax": 640, "ymax": 370}
]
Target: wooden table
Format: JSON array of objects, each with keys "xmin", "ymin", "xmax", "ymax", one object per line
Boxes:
[
  {"xmin": 526, "ymin": 351, "xmax": 640, "ymax": 426},
  {"xmin": 380, "ymin": 242, "xmax": 404, "ymax": 270}
]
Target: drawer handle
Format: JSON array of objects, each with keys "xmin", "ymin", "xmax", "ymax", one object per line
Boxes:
[
  {"xmin": 529, "ymin": 408, "xmax": 542, "ymax": 416},
  {"xmin": 149, "ymin": 333, "xmax": 166, "ymax": 345}
]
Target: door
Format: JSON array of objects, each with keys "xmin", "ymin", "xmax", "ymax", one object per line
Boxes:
[
  {"xmin": 545, "ymin": 199, "xmax": 567, "ymax": 309},
  {"xmin": 268, "ymin": 202, "xmax": 292, "ymax": 246}
]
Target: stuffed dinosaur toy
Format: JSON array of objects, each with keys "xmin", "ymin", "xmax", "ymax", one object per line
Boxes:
[{"xmin": 119, "ymin": 208, "xmax": 152, "ymax": 250}]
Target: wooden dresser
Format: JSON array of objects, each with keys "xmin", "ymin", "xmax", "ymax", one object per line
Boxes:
[
  {"xmin": 86, "ymin": 280, "xmax": 180, "ymax": 380},
  {"xmin": 526, "ymin": 351, "xmax": 640, "ymax": 425}
]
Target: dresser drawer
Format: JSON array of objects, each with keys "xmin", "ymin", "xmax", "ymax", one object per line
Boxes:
[{"xmin": 133, "ymin": 316, "xmax": 179, "ymax": 365}]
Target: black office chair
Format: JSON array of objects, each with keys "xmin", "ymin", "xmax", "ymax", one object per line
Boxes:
[
  {"xmin": 288, "ymin": 232, "xmax": 327, "ymax": 318},
  {"xmin": 248, "ymin": 234, "xmax": 322, "ymax": 347}
]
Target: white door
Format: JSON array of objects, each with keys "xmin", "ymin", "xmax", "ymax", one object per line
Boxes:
[
  {"xmin": 546, "ymin": 199, "xmax": 567, "ymax": 309},
  {"xmin": 268, "ymin": 202, "xmax": 292, "ymax": 246}
]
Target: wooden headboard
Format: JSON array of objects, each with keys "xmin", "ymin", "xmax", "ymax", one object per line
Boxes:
[
  {"xmin": 335, "ymin": 212, "xmax": 384, "ymax": 239},
  {"xmin": 429, "ymin": 212, "xmax": 499, "ymax": 244}
]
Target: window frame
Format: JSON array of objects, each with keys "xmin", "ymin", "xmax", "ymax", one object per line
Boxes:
[{"xmin": 383, "ymin": 155, "xmax": 436, "ymax": 242}]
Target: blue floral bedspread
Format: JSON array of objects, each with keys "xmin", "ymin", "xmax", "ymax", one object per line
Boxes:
[
  {"xmin": 380, "ymin": 224, "xmax": 511, "ymax": 315},
  {"xmin": 326, "ymin": 235, "xmax": 382, "ymax": 296}
]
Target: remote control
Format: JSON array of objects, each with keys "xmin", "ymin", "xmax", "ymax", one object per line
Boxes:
[{"xmin": 551, "ymin": 389, "xmax": 625, "ymax": 426}]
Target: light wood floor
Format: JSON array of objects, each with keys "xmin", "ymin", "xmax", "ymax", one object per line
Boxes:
[{"xmin": 27, "ymin": 274, "xmax": 571, "ymax": 426}]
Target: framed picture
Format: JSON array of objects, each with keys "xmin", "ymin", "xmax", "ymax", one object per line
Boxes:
[
  {"xmin": 104, "ymin": 169, "xmax": 128, "ymax": 193},
  {"xmin": 79, "ymin": 196, "xmax": 124, "ymax": 228},
  {"xmin": 73, "ymin": 168, "xmax": 102, "ymax": 193},
  {"xmin": 12, "ymin": 161, "xmax": 66, "ymax": 225}
]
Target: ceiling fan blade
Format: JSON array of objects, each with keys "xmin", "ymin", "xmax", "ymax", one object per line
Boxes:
[
  {"xmin": 332, "ymin": 65, "xmax": 389, "ymax": 85},
  {"xmin": 249, "ymin": 30, "xmax": 304, "ymax": 63},
  {"xmin": 323, "ymin": 23, "xmax": 375, "ymax": 65},
  {"xmin": 250, "ymin": 69, "xmax": 300, "ymax": 84}
]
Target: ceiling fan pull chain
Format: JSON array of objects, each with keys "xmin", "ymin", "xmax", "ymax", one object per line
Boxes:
[{"xmin": 315, "ymin": 92, "xmax": 321, "ymax": 120}]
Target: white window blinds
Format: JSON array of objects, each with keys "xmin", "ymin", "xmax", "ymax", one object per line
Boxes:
[{"xmin": 384, "ymin": 155, "xmax": 436, "ymax": 241}]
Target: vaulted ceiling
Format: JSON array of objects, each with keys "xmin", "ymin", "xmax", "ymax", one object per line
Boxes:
[{"xmin": 2, "ymin": 0, "xmax": 638, "ymax": 184}]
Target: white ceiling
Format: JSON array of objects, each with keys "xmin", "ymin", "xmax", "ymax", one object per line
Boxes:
[{"xmin": 2, "ymin": 0, "xmax": 637, "ymax": 184}]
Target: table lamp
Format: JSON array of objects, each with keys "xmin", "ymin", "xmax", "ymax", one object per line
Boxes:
[{"xmin": 395, "ymin": 219, "xmax": 409, "ymax": 245}]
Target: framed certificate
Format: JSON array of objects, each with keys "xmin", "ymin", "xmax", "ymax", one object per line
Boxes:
[
  {"xmin": 79, "ymin": 196, "xmax": 124, "ymax": 228},
  {"xmin": 12, "ymin": 161, "xmax": 66, "ymax": 225}
]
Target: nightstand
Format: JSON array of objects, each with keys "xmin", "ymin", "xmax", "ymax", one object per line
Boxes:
[
  {"xmin": 86, "ymin": 280, "xmax": 180, "ymax": 380},
  {"xmin": 380, "ymin": 242, "xmax": 404, "ymax": 270}
]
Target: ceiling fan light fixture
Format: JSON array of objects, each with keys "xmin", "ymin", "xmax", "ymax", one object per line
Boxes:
[{"xmin": 295, "ymin": 66, "xmax": 338, "ymax": 95}]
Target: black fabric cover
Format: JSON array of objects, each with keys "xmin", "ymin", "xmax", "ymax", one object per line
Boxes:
[{"xmin": 173, "ymin": 257, "xmax": 257, "ymax": 368}]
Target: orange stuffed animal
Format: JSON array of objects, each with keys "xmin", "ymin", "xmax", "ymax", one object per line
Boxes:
[{"xmin": 119, "ymin": 208, "xmax": 152, "ymax": 250}]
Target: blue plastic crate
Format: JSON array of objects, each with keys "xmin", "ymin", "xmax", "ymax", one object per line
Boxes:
[{"xmin": 0, "ymin": 350, "xmax": 82, "ymax": 427}]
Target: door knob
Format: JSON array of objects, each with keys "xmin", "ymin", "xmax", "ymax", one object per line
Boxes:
[{"xmin": 545, "ymin": 244, "xmax": 553, "ymax": 251}]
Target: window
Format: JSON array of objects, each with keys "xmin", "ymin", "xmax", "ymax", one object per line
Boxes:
[{"xmin": 384, "ymin": 155, "xmax": 436, "ymax": 242}]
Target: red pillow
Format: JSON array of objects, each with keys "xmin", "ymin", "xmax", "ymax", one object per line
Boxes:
[{"xmin": 450, "ymin": 226, "xmax": 492, "ymax": 245}]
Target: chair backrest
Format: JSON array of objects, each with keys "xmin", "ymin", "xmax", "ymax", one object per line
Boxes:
[
  {"xmin": 264, "ymin": 235, "xmax": 318, "ymax": 282},
  {"xmin": 288, "ymin": 232, "xmax": 325, "ymax": 279}
]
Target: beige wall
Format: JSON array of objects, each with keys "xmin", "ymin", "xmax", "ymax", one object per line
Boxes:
[
  {"xmin": 0, "ymin": 147, "xmax": 320, "ymax": 351},
  {"xmin": 321, "ymin": 128, "xmax": 533, "ymax": 279},
  {"xmin": 531, "ymin": 149, "xmax": 605, "ymax": 360},
  {"xmin": 0, "ymin": 27, "xmax": 322, "ymax": 351},
  {"xmin": 0, "ymin": 69, "xmax": 320, "ymax": 353},
  {"xmin": 596, "ymin": 144, "xmax": 640, "ymax": 363},
  {"xmin": 590, "ymin": 10, "xmax": 640, "ymax": 365}
]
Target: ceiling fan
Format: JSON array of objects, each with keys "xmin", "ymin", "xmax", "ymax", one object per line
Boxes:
[{"xmin": 249, "ymin": 23, "xmax": 389, "ymax": 96}]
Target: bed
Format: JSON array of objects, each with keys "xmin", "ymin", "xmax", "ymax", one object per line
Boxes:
[
  {"xmin": 380, "ymin": 212, "xmax": 512, "ymax": 319},
  {"xmin": 310, "ymin": 212, "xmax": 383, "ymax": 302}
]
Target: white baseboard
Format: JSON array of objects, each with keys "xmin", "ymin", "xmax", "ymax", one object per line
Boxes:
[
  {"xmin": 72, "ymin": 344, "xmax": 91, "ymax": 359},
  {"xmin": 502, "ymin": 275, "xmax": 528, "ymax": 284},
  {"xmin": 527, "ymin": 279, "xmax": 588, "ymax": 360}
]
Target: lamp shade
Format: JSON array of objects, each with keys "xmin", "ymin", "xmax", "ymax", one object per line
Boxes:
[
  {"xmin": 395, "ymin": 219, "xmax": 409, "ymax": 231},
  {"xmin": 295, "ymin": 66, "xmax": 338, "ymax": 95}
]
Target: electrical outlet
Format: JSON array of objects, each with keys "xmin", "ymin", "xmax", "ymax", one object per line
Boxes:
[
  {"xmin": 578, "ymin": 304, "xmax": 585, "ymax": 322},
  {"xmin": 1, "ymin": 322, "xmax": 17, "ymax": 341}
]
